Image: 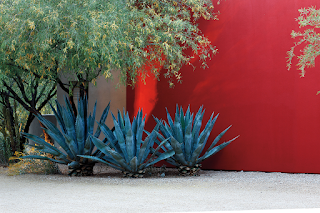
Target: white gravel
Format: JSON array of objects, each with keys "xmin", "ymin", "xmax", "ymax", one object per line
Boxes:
[{"xmin": 1, "ymin": 165, "xmax": 320, "ymax": 213}]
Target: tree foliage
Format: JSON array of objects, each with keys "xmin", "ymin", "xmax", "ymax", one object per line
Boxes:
[
  {"xmin": 287, "ymin": 7, "xmax": 320, "ymax": 77},
  {"xmin": 0, "ymin": 0, "xmax": 220, "ymax": 87}
]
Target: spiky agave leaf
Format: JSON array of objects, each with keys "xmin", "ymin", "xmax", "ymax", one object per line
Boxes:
[
  {"xmin": 154, "ymin": 105, "xmax": 238, "ymax": 174},
  {"xmin": 21, "ymin": 133, "xmax": 70, "ymax": 163}
]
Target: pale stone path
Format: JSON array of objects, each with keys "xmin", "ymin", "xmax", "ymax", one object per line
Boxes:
[{"xmin": 1, "ymin": 166, "xmax": 320, "ymax": 213}]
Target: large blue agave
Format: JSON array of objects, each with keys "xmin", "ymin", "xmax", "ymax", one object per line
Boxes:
[
  {"xmin": 153, "ymin": 105, "xmax": 239, "ymax": 175},
  {"xmin": 22, "ymin": 97, "xmax": 110, "ymax": 176},
  {"xmin": 79, "ymin": 109, "xmax": 175, "ymax": 178}
]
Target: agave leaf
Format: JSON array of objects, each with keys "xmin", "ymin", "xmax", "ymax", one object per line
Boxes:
[
  {"xmin": 194, "ymin": 105, "xmax": 203, "ymax": 122},
  {"xmin": 88, "ymin": 101, "xmax": 97, "ymax": 136},
  {"xmin": 98, "ymin": 122, "xmax": 116, "ymax": 142},
  {"xmin": 141, "ymin": 133, "xmax": 156, "ymax": 164},
  {"xmin": 20, "ymin": 155, "xmax": 68, "ymax": 164},
  {"xmin": 197, "ymin": 122, "xmax": 213, "ymax": 146},
  {"xmin": 200, "ymin": 112, "xmax": 215, "ymax": 136},
  {"xmin": 152, "ymin": 114, "xmax": 160, "ymax": 123},
  {"xmin": 144, "ymin": 137, "xmax": 170, "ymax": 164},
  {"xmin": 117, "ymin": 110, "xmax": 125, "ymax": 134},
  {"xmin": 198, "ymin": 114, "xmax": 219, "ymax": 155},
  {"xmin": 75, "ymin": 115, "xmax": 85, "ymax": 155},
  {"xmin": 137, "ymin": 129, "xmax": 155, "ymax": 164},
  {"xmin": 207, "ymin": 125, "xmax": 232, "ymax": 151},
  {"xmin": 83, "ymin": 136, "xmax": 92, "ymax": 155},
  {"xmin": 155, "ymin": 131, "xmax": 172, "ymax": 150},
  {"xmin": 90, "ymin": 141, "xmax": 122, "ymax": 166},
  {"xmin": 131, "ymin": 116, "xmax": 138, "ymax": 137},
  {"xmin": 94, "ymin": 102, "xmax": 110, "ymax": 138},
  {"xmin": 124, "ymin": 111, "xmax": 131, "ymax": 134},
  {"xmin": 126, "ymin": 128, "xmax": 134, "ymax": 160},
  {"xmin": 78, "ymin": 155, "xmax": 123, "ymax": 171},
  {"xmin": 64, "ymin": 96, "xmax": 76, "ymax": 123},
  {"xmin": 150, "ymin": 146, "xmax": 177, "ymax": 166},
  {"xmin": 23, "ymin": 133, "xmax": 68, "ymax": 158},
  {"xmin": 136, "ymin": 109, "xmax": 143, "ymax": 129},
  {"xmin": 175, "ymin": 104, "xmax": 180, "ymax": 118},
  {"xmin": 83, "ymin": 96, "xmax": 88, "ymax": 121},
  {"xmin": 89, "ymin": 135, "xmax": 131, "ymax": 171},
  {"xmin": 143, "ymin": 150, "xmax": 175, "ymax": 169},
  {"xmin": 184, "ymin": 120, "xmax": 193, "ymax": 162},
  {"xmin": 173, "ymin": 113, "xmax": 184, "ymax": 144},
  {"xmin": 61, "ymin": 107, "xmax": 77, "ymax": 149},
  {"xmin": 163, "ymin": 122, "xmax": 173, "ymax": 138},
  {"xmin": 180, "ymin": 106, "xmax": 185, "ymax": 132},
  {"xmin": 130, "ymin": 156, "xmax": 138, "ymax": 172},
  {"xmin": 153, "ymin": 116, "xmax": 173, "ymax": 142},
  {"xmin": 189, "ymin": 143, "xmax": 206, "ymax": 166},
  {"xmin": 62, "ymin": 133, "xmax": 78, "ymax": 160},
  {"xmin": 198, "ymin": 141, "xmax": 232, "ymax": 163},
  {"xmin": 165, "ymin": 107, "xmax": 174, "ymax": 129},
  {"xmin": 135, "ymin": 116, "xmax": 146, "ymax": 156},
  {"xmin": 34, "ymin": 113, "xmax": 62, "ymax": 137},
  {"xmin": 42, "ymin": 128, "xmax": 74, "ymax": 158},
  {"xmin": 112, "ymin": 113, "xmax": 129, "ymax": 162},
  {"xmin": 97, "ymin": 122, "xmax": 121, "ymax": 153},
  {"xmin": 77, "ymin": 97, "xmax": 85, "ymax": 121},
  {"xmin": 170, "ymin": 137, "xmax": 187, "ymax": 165},
  {"xmin": 50, "ymin": 102, "xmax": 67, "ymax": 134},
  {"xmin": 191, "ymin": 116, "xmax": 202, "ymax": 151},
  {"xmin": 184, "ymin": 105, "xmax": 191, "ymax": 128}
]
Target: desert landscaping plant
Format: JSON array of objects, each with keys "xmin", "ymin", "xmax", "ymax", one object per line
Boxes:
[
  {"xmin": 7, "ymin": 147, "xmax": 59, "ymax": 175},
  {"xmin": 79, "ymin": 109, "xmax": 175, "ymax": 178},
  {"xmin": 153, "ymin": 105, "xmax": 238, "ymax": 176},
  {"xmin": 21, "ymin": 97, "xmax": 110, "ymax": 176}
]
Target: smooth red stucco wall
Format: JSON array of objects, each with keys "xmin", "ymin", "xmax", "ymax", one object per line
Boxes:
[{"xmin": 127, "ymin": 0, "xmax": 320, "ymax": 173}]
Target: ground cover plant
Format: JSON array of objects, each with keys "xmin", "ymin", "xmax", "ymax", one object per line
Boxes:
[
  {"xmin": 21, "ymin": 97, "xmax": 110, "ymax": 176},
  {"xmin": 6, "ymin": 147, "xmax": 59, "ymax": 176},
  {"xmin": 153, "ymin": 105, "xmax": 238, "ymax": 176},
  {"xmin": 79, "ymin": 109, "xmax": 175, "ymax": 178}
]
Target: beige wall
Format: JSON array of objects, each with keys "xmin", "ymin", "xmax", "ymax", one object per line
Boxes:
[{"xmin": 57, "ymin": 72, "xmax": 126, "ymax": 137}]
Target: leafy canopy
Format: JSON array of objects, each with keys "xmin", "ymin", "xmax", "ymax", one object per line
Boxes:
[
  {"xmin": 287, "ymin": 7, "xmax": 320, "ymax": 77},
  {"xmin": 0, "ymin": 0, "xmax": 219, "ymax": 87}
]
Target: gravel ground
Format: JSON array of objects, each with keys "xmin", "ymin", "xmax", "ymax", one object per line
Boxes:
[{"xmin": 1, "ymin": 164, "xmax": 320, "ymax": 213}]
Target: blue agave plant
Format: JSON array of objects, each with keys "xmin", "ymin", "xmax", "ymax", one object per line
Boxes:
[
  {"xmin": 79, "ymin": 109, "xmax": 175, "ymax": 178},
  {"xmin": 153, "ymin": 105, "xmax": 239, "ymax": 175},
  {"xmin": 21, "ymin": 97, "xmax": 110, "ymax": 176}
]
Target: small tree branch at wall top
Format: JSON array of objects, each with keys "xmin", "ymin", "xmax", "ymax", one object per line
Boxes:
[
  {"xmin": 287, "ymin": 7, "xmax": 320, "ymax": 81},
  {"xmin": 0, "ymin": 0, "xmax": 222, "ymax": 89}
]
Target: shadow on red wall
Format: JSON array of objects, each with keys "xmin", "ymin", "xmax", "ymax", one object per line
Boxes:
[{"xmin": 127, "ymin": 0, "xmax": 320, "ymax": 173}]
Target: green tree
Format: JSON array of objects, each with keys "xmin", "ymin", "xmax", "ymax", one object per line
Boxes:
[
  {"xmin": 0, "ymin": 0, "xmax": 222, "ymax": 149},
  {"xmin": 0, "ymin": 0, "xmax": 220, "ymax": 98},
  {"xmin": 287, "ymin": 7, "xmax": 320, "ymax": 78}
]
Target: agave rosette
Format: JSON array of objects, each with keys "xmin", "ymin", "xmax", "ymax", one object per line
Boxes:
[
  {"xmin": 153, "ymin": 105, "xmax": 239, "ymax": 175},
  {"xmin": 79, "ymin": 109, "xmax": 175, "ymax": 177},
  {"xmin": 22, "ymin": 97, "xmax": 110, "ymax": 176}
]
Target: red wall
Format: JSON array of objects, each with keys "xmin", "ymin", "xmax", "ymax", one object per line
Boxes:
[{"xmin": 127, "ymin": 0, "xmax": 320, "ymax": 173}]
